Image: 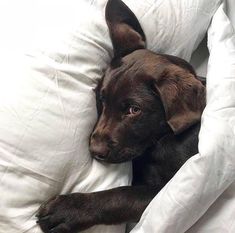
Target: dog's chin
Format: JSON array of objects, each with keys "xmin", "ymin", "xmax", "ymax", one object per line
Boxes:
[{"xmin": 94, "ymin": 149, "xmax": 143, "ymax": 164}]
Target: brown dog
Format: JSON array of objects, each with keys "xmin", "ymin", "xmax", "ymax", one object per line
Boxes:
[{"xmin": 37, "ymin": 0, "xmax": 206, "ymax": 232}]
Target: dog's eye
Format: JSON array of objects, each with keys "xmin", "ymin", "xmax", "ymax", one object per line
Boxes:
[{"xmin": 128, "ymin": 106, "xmax": 141, "ymax": 115}]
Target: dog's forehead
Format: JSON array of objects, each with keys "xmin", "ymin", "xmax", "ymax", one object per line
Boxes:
[
  {"xmin": 103, "ymin": 64, "xmax": 147, "ymax": 98},
  {"xmin": 103, "ymin": 69, "xmax": 143, "ymax": 100}
]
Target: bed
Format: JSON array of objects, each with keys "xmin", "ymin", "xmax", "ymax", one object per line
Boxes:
[{"xmin": 0, "ymin": 1, "xmax": 234, "ymax": 233}]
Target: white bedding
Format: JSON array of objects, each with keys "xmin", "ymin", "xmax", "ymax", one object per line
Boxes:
[{"xmin": 0, "ymin": 0, "xmax": 234, "ymax": 233}]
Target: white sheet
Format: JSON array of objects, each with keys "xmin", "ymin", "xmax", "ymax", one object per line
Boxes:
[{"xmin": 131, "ymin": 2, "xmax": 235, "ymax": 233}]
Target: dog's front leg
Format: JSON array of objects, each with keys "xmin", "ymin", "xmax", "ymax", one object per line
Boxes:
[{"xmin": 36, "ymin": 185, "xmax": 159, "ymax": 233}]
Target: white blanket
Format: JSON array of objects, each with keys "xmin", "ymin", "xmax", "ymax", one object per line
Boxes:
[{"xmin": 131, "ymin": 3, "xmax": 235, "ymax": 233}]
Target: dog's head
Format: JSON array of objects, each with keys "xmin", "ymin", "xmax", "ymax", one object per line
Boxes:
[{"xmin": 89, "ymin": 0, "xmax": 206, "ymax": 163}]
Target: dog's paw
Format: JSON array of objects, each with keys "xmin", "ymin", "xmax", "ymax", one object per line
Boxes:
[{"xmin": 36, "ymin": 194, "xmax": 95, "ymax": 233}]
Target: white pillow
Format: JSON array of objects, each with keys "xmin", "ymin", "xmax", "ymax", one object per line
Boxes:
[
  {"xmin": 123, "ymin": 0, "xmax": 221, "ymax": 60},
  {"xmin": 0, "ymin": 0, "xmax": 220, "ymax": 233}
]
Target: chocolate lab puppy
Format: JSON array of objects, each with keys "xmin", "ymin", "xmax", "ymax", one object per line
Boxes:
[{"xmin": 37, "ymin": 0, "xmax": 206, "ymax": 232}]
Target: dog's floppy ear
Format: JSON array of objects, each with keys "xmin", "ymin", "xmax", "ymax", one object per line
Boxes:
[
  {"xmin": 153, "ymin": 67, "xmax": 206, "ymax": 134},
  {"xmin": 105, "ymin": 0, "xmax": 146, "ymax": 58}
]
